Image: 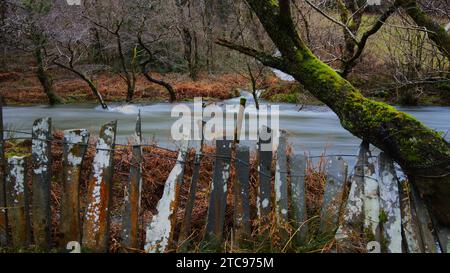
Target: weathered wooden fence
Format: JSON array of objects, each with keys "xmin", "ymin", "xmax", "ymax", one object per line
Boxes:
[{"xmin": 0, "ymin": 106, "xmax": 448, "ymax": 253}]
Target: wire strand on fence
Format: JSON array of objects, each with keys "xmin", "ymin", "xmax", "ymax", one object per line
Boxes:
[{"xmin": 0, "ymin": 128, "xmax": 403, "ymax": 180}]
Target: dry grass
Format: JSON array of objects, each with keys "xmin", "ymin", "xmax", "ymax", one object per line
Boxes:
[
  {"xmin": 2, "ymin": 131, "xmax": 355, "ymax": 253},
  {"xmin": 0, "ymin": 69, "xmax": 248, "ymax": 105}
]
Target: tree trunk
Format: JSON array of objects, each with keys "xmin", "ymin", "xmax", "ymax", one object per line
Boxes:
[
  {"xmin": 34, "ymin": 48, "xmax": 62, "ymax": 105},
  {"xmin": 142, "ymin": 71, "xmax": 176, "ymax": 103},
  {"xmin": 177, "ymin": 0, "xmax": 200, "ymax": 81},
  {"xmin": 53, "ymin": 61, "xmax": 108, "ymax": 109},
  {"xmin": 85, "ymin": 78, "xmax": 108, "ymax": 109},
  {"xmin": 218, "ymin": 0, "xmax": 450, "ymax": 226},
  {"xmin": 203, "ymin": 0, "xmax": 214, "ymax": 74}
]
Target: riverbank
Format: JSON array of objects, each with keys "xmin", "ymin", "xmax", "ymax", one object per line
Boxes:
[
  {"xmin": 0, "ymin": 70, "xmax": 251, "ymax": 106},
  {"xmin": 1, "ymin": 67, "xmax": 449, "ymax": 107}
]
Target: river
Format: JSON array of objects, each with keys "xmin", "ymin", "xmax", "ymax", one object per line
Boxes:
[{"xmin": 3, "ymin": 91, "xmax": 450, "ymax": 165}]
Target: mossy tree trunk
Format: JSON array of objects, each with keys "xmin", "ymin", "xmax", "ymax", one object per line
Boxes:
[
  {"xmin": 34, "ymin": 47, "xmax": 62, "ymax": 105},
  {"xmin": 218, "ymin": 0, "xmax": 450, "ymax": 226}
]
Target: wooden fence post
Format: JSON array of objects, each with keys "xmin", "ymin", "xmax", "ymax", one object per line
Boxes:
[
  {"xmin": 435, "ymin": 225, "xmax": 449, "ymax": 253},
  {"xmin": 399, "ymin": 181, "xmax": 423, "ymax": 253},
  {"xmin": 6, "ymin": 156, "xmax": 29, "ymax": 248},
  {"xmin": 204, "ymin": 140, "xmax": 232, "ymax": 245},
  {"xmin": 82, "ymin": 121, "xmax": 117, "ymax": 252},
  {"xmin": 233, "ymin": 145, "xmax": 251, "ymax": 243},
  {"xmin": 257, "ymin": 127, "xmax": 272, "ymax": 219},
  {"xmin": 31, "ymin": 117, "xmax": 52, "ymax": 249},
  {"xmin": 319, "ymin": 156, "xmax": 347, "ymax": 234},
  {"xmin": 122, "ymin": 145, "xmax": 142, "ymax": 251},
  {"xmin": 336, "ymin": 142, "xmax": 367, "ymax": 241},
  {"xmin": 410, "ymin": 183, "xmax": 437, "ymax": 253},
  {"xmin": 290, "ymin": 154, "xmax": 308, "ymax": 244},
  {"xmin": 179, "ymin": 123, "xmax": 205, "ymax": 249},
  {"xmin": 59, "ymin": 129, "xmax": 89, "ymax": 249},
  {"xmin": 360, "ymin": 143, "xmax": 381, "ymax": 242},
  {"xmin": 0, "ymin": 98, "xmax": 8, "ymax": 246},
  {"xmin": 144, "ymin": 138, "xmax": 189, "ymax": 253},
  {"xmin": 378, "ymin": 152, "xmax": 402, "ymax": 253},
  {"xmin": 122, "ymin": 113, "xmax": 143, "ymax": 251},
  {"xmin": 275, "ymin": 130, "xmax": 288, "ymax": 224}
]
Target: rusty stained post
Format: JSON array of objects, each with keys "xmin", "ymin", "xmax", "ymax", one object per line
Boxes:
[
  {"xmin": 31, "ymin": 117, "xmax": 52, "ymax": 250},
  {"xmin": 233, "ymin": 145, "xmax": 251, "ymax": 243},
  {"xmin": 5, "ymin": 156, "xmax": 29, "ymax": 248},
  {"xmin": 144, "ymin": 138, "xmax": 189, "ymax": 253},
  {"xmin": 274, "ymin": 130, "xmax": 288, "ymax": 224},
  {"xmin": 378, "ymin": 152, "xmax": 402, "ymax": 253},
  {"xmin": 204, "ymin": 140, "xmax": 232, "ymax": 245},
  {"xmin": 257, "ymin": 126, "xmax": 272, "ymax": 219},
  {"xmin": 230, "ymin": 98, "xmax": 246, "ymax": 246},
  {"xmin": 319, "ymin": 156, "xmax": 347, "ymax": 234},
  {"xmin": 290, "ymin": 154, "xmax": 308, "ymax": 244},
  {"xmin": 0, "ymin": 98, "xmax": 8, "ymax": 246},
  {"xmin": 82, "ymin": 121, "xmax": 117, "ymax": 252},
  {"xmin": 121, "ymin": 145, "xmax": 142, "ymax": 251},
  {"xmin": 59, "ymin": 129, "xmax": 89, "ymax": 249},
  {"xmin": 122, "ymin": 113, "xmax": 143, "ymax": 251}
]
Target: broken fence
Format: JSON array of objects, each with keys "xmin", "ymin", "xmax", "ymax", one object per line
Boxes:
[{"xmin": 0, "ymin": 113, "xmax": 447, "ymax": 253}]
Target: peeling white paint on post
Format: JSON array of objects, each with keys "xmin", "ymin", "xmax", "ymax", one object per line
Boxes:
[
  {"xmin": 204, "ymin": 140, "xmax": 232, "ymax": 244},
  {"xmin": 378, "ymin": 152, "xmax": 402, "ymax": 253},
  {"xmin": 82, "ymin": 121, "xmax": 117, "ymax": 252},
  {"xmin": 290, "ymin": 154, "xmax": 308, "ymax": 244},
  {"xmin": 60, "ymin": 129, "xmax": 89, "ymax": 248},
  {"xmin": 361, "ymin": 146, "xmax": 380, "ymax": 241},
  {"xmin": 336, "ymin": 142, "xmax": 367, "ymax": 241},
  {"xmin": 31, "ymin": 117, "xmax": 52, "ymax": 249},
  {"xmin": 410, "ymin": 184, "xmax": 437, "ymax": 253},
  {"xmin": 319, "ymin": 156, "xmax": 347, "ymax": 234},
  {"xmin": 258, "ymin": 127, "xmax": 273, "ymax": 219},
  {"xmin": 5, "ymin": 156, "xmax": 29, "ymax": 248},
  {"xmin": 399, "ymin": 181, "xmax": 423, "ymax": 253},
  {"xmin": 274, "ymin": 130, "xmax": 288, "ymax": 224},
  {"xmin": 144, "ymin": 138, "xmax": 189, "ymax": 253}
]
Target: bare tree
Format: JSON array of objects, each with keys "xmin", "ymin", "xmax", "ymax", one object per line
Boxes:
[
  {"xmin": 2, "ymin": 0, "xmax": 63, "ymax": 104},
  {"xmin": 175, "ymin": 0, "xmax": 200, "ymax": 80},
  {"xmin": 52, "ymin": 38, "xmax": 108, "ymax": 109},
  {"xmin": 83, "ymin": 1, "xmax": 138, "ymax": 102}
]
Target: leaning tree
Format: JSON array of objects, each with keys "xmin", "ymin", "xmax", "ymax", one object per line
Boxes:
[{"xmin": 218, "ymin": 0, "xmax": 450, "ymax": 226}]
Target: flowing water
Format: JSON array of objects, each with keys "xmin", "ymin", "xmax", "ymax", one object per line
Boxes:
[{"xmin": 3, "ymin": 91, "xmax": 450, "ymax": 166}]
